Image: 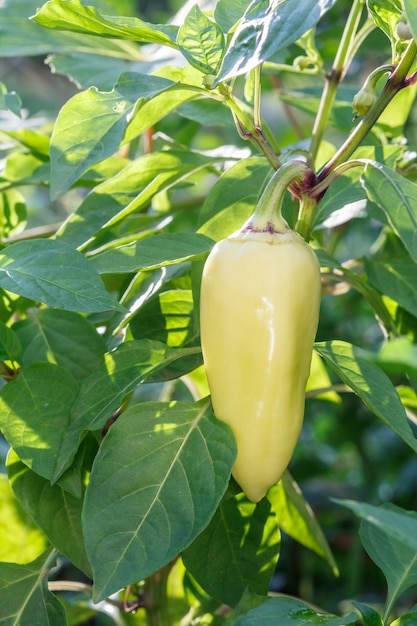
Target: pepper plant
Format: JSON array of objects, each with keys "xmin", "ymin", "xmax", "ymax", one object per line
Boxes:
[{"xmin": 1, "ymin": 0, "xmax": 417, "ymax": 624}]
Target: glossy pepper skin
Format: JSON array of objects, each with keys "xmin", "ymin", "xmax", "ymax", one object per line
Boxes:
[{"xmin": 200, "ymin": 188, "xmax": 321, "ymax": 502}]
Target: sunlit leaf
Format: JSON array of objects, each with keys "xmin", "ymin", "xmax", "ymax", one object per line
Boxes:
[
  {"xmin": 54, "ymin": 339, "xmax": 203, "ymax": 480},
  {"xmin": 183, "ymin": 492, "xmax": 280, "ymax": 607},
  {"xmin": 57, "ymin": 150, "xmax": 219, "ymax": 249},
  {"xmin": 178, "ymin": 5, "xmax": 225, "ymax": 74},
  {"xmin": 0, "ymin": 240, "xmax": 124, "ymax": 313},
  {"xmin": 0, "ymin": 189, "xmax": 27, "ymax": 240},
  {"xmin": 215, "ymin": 0, "xmax": 337, "ymax": 84},
  {"xmin": 83, "ymin": 399, "xmax": 236, "ymax": 602},
  {"xmin": 0, "ymin": 364, "xmax": 79, "ymax": 482},
  {"xmin": 49, "ymin": 72, "xmax": 174, "ymax": 198},
  {"xmin": 12, "ymin": 309, "xmax": 106, "ymax": 384},
  {"xmin": 7, "ymin": 449, "xmax": 92, "ymax": 577},
  {"xmin": 315, "ymin": 340, "xmax": 417, "ymax": 453},
  {"xmin": 0, "ymin": 474, "xmax": 48, "ymax": 564},
  {"xmin": 268, "ymin": 472, "xmax": 338, "ymax": 575},
  {"xmin": 0, "ymin": 549, "xmax": 66, "ymax": 626},
  {"xmin": 90, "ymin": 232, "xmax": 214, "ymax": 274},
  {"xmin": 32, "ymin": 0, "xmax": 178, "ymax": 46}
]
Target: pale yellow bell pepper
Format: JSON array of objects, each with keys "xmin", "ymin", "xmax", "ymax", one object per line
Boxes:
[{"xmin": 200, "ymin": 164, "xmax": 321, "ymax": 502}]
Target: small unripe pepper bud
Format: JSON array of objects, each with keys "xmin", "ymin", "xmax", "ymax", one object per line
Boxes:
[
  {"xmin": 396, "ymin": 14, "xmax": 413, "ymax": 40},
  {"xmin": 352, "ymin": 85, "xmax": 377, "ymax": 116}
]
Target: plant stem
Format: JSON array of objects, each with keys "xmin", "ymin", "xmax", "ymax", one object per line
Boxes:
[
  {"xmin": 246, "ymin": 160, "xmax": 314, "ymax": 232},
  {"xmin": 310, "ymin": 0, "xmax": 366, "ymax": 164},
  {"xmin": 143, "ymin": 565, "xmax": 172, "ymax": 626},
  {"xmin": 224, "ymin": 93, "xmax": 282, "ymax": 170},
  {"xmin": 316, "ymin": 39, "xmax": 417, "ymax": 189}
]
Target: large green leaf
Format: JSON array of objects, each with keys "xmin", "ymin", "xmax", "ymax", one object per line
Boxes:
[
  {"xmin": 0, "ymin": 474, "xmax": 48, "ymax": 565},
  {"xmin": 0, "ymin": 364, "xmax": 79, "ymax": 482},
  {"xmin": 56, "ymin": 150, "xmax": 219, "ymax": 249},
  {"xmin": 268, "ymin": 472, "xmax": 338, "ymax": 575},
  {"xmin": 12, "ymin": 309, "xmax": 106, "ymax": 384},
  {"xmin": 83, "ymin": 399, "xmax": 236, "ymax": 602},
  {"xmin": 215, "ymin": 0, "xmax": 338, "ymax": 84},
  {"xmin": 360, "ymin": 503, "xmax": 417, "ymax": 619},
  {"xmin": 361, "ymin": 162, "xmax": 417, "ymax": 263},
  {"xmin": 32, "ymin": 0, "xmax": 178, "ymax": 46},
  {"xmin": 7, "ymin": 450, "xmax": 92, "ymax": 578},
  {"xmin": 90, "ymin": 232, "xmax": 214, "ymax": 274},
  {"xmin": 49, "ymin": 72, "xmax": 175, "ymax": 198},
  {"xmin": 315, "ymin": 341, "xmax": 417, "ymax": 453},
  {"xmin": 183, "ymin": 493, "xmax": 280, "ymax": 607},
  {"xmin": 0, "ymin": 239, "xmax": 123, "ymax": 313},
  {"xmin": 0, "ymin": 0, "xmax": 142, "ymax": 58},
  {"xmin": 178, "ymin": 5, "xmax": 225, "ymax": 74},
  {"xmin": 0, "ymin": 549, "xmax": 67, "ymax": 626},
  {"xmin": 54, "ymin": 339, "xmax": 203, "ymax": 480}
]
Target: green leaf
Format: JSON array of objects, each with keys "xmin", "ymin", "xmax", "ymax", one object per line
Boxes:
[
  {"xmin": 7, "ymin": 449, "xmax": 92, "ymax": 578},
  {"xmin": 367, "ymin": 0, "xmax": 402, "ymax": 41},
  {"xmin": 315, "ymin": 146, "xmax": 403, "ymax": 226},
  {"xmin": 0, "ymin": 189, "xmax": 27, "ymax": 240},
  {"xmin": 198, "ymin": 156, "xmax": 271, "ymax": 240},
  {"xmin": 365, "ymin": 252, "xmax": 417, "ymax": 319},
  {"xmin": 268, "ymin": 472, "xmax": 338, "ymax": 575},
  {"xmin": 54, "ymin": 339, "xmax": 203, "ymax": 480},
  {"xmin": 233, "ymin": 595, "xmax": 357, "ymax": 625},
  {"xmin": 337, "ymin": 499, "xmax": 417, "ymax": 552},
  {"xmin": 359, "ymin": 503, "xmax": 417, "ymax": 616},
  {"xmin": 4, "ymin": 153, "xmax": 50, "ymax": 187},
  {"xmin": 12, "ymin": 309, "xmax": 106, "ymax": 384},
  {"xmin": 56, "ymin": 150, "xmax": 218, "ymax": 249},
  {"xmin": 0, "ymin": 323, "xmax": 22, "ymax": 362},
  {"xmin": 0, "ymin": 0, "xmax": 143, "ymax": 58},
  {"xmin": 49, "ymin": 72, "xmax": 174, "ymax": 198},
  {"xmin": 0, "ymin": 239, "xmax": 124, "ymax": 313},
  {"xmin": 90, "ymin": 232, "xmax": 214, "ymax": 274},
  {"xmin": 83, "ymin": 399, "xmax": 236, "ymax": 602},
  {"xmin": 315, "ymin": 340, "xmax": 417, "ymax": 453},
  {"xmin": 214, "ymin": 0, "xmax": 253, "ymax": 33},
  {"xmin": 0, "ymin": 364, "xmax": 79, "ymax": 482},
  {"xmin": 130, "ymin": 289, "xmax": 195, "ymax": 347},
  {"xmin": 0, "ymin": 474, "xmax": 48, "ymax": 564},
  {"xmin": 123, "ymin": 65, "xmax": 204, "ymax": 143},
  {"xmin": 351, "ymin": 601, "xmax": 384, "ymax": 626},
  {"xmin": 215, "ymin": 0, "xmax": 338, "ymax": 84},
  {"xmin": 32, "ymin": 0, "xmax": 178, "ymax": 47},
  {"xmin": 178, "ymin": 5, "xmax": 225, "ymax": 74},
  {"xmin": 361, "ymin": 162, "xmax": 417, "ymax": 263},
  {"xmin": 0, "ymin": 549, "xmax": 67, "ymax": 626},
  {"xmin": 0, "ymin": 83, "xmax": 22, "ymax": 117},
  {"xmin": 183, "ymin": 493, "xmax": 280, "ymax": 607},
  {"xmin": 46, "ymin": 51, "xmax": 145, "ymax": 90},
  {"xmin": 375, "ymin": 336, "xmax": 417, "ymax": 377},
  {"xmin": 404, "ymin": 0, "xmax": 417, "ymax": 41},
  {"xmin": 391, "ymin": 608, "xmax": 417, "ymax": 626}
]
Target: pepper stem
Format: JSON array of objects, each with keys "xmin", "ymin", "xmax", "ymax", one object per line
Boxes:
[{"xmin": 245, "ymin": 160, "xmax": 315, "ymax": 234}]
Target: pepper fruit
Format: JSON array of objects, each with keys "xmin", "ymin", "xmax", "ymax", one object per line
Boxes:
[{"xmin": 200, "ymin": 162, "xmax": 321, "ymax": 502}]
